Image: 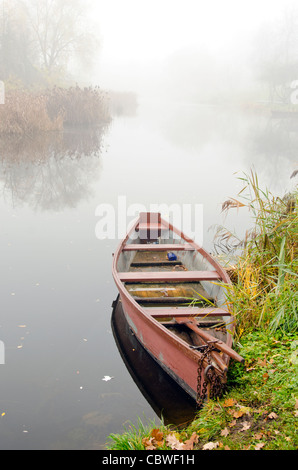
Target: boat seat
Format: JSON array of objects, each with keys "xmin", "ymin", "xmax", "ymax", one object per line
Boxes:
[
  {"xmin": 144, "ymin": 307, "xmax": 231, "ymax": 317},
  {"xmin": 118, "ymin": 271, "xmax": 221, "ymax": 283},
  {"xmin": 123, "ymin": 244, "xmax": 194, "ymax": 252}
]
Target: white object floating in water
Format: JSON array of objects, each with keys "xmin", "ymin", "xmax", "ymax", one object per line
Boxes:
[{"xmin": 102, "ymin": 376, "xmax": 114, "ymax": 382}]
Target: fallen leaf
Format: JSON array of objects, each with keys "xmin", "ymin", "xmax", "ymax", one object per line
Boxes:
[
  {"xmin": 258, "ymin": 357, "xmax": 267, "ymax": 367},
  {"xmin": 202, "ymin": 441, "xmax": 219, "ymax": 450},
  {"xmin": 236, "ymin": 405, "xmax": 251, "ymax": 415},
  {"xmin": 221, "ymin": 427, "xmax": 230, "ymax": 437},
  {"xmin": 263, "ymin": 372, "xmax": 269, "ymax": 381},
  {"xmin": 229, "ymin": 420, "xmax": 237, "ymax": 427},
  {"xmin": 151, "ymin": 428, "xmax": 163, "ymax": 441},
  {"xmin": 268, "ymin": 412, "xmax": 278, "ymax": 420},
  {"xmin": 102, "ymin": 376, "xmax": 114, "ymax": 382},
  {"xmin": 255, "ymin": 442, "xmax": 265, "ymax": 450},
  {"xmin": 240, "ymin": 421, "xmax": 251, "ymax": 432},
  {"xmin": 142, "ymin": 437, "xmax": 156, "ymax": 450},
  {"xmin": 166, "ymin": 433, "xmax": 185, "ymax": 450},
  {"xmin": 183, "ymin": 433, "xmax": 199, "ymax": 450},
  {"xmin": 233, "ymin": 410, "xmax": 245, "ymax": 419},
  {"xmin": 254, "ymin": 433, "xmax": 264, "ymax": 440},
  {"xmin": 223, "ymin": 398, "xmax": 237, "ymax": 408},
  {"xmin": 150, "ymin": 429, "xmax": 164, "ymax": 447}
]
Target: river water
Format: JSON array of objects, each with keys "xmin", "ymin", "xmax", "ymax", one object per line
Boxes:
[{"xmin": 0, "ymin": 99, "xmax": 296, "ymax": 449}]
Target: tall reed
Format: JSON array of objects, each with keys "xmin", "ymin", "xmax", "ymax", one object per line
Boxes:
[{"xmin": 217, "ymin": 171, "xmax": 297, "ymax": 336}]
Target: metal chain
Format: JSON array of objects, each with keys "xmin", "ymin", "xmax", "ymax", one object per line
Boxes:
[{"xmin": 196, "ymin": 343, "xmax": 226, "ymax": 409}]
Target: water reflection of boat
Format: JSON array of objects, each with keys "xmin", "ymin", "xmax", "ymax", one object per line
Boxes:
[
  {"xmin": 112, "ymin": 212, "xmax": 244, "ymax": 406},
  {"xmin": 111, "ymin": 295, "xmax": 196, "ymax": 426}
]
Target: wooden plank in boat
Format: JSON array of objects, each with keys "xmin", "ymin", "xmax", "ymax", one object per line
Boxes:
[
  {"xmin": 126, "ymin": 282, "xmax": 213, "ymax": 301},
  {"xmin": 118, "ymin": 271, "xmax": 221, "ymax": 282},
  {"xmin": 123, "ymin": 244, "xmax": 194, "ymax": 252},
  {"xmin": 131, "ymin": 261, "xmax": 183, "ymax": 267},
  {"xmin": 144, "ymin": 307, "xmax": 231, "ymax": 317}
]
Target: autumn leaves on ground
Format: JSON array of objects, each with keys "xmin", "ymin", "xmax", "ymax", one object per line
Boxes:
[
  {"xmin": 107, "ymin": 172, "xmax": 298, "ymax": 451},
  {"xmin": 141, "ymin": 399, "xmax": 281, "ymax": 451},
  {"xmin": 108, "ymin": 331, "xmax": 298, "ymax": 451}
]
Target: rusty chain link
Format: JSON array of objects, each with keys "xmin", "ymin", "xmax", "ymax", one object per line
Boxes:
[{"xmin": 195, "ymin": 342, "xmax": 226, "ymax": 409}]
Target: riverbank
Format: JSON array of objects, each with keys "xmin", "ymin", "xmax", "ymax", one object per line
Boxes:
[{"xmin": 106, "ymin": 172, "xmax": 298, "ymax": 451}]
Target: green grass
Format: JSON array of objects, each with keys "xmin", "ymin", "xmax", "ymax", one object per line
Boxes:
[
  {"xmin": 107, "ymin": 331, "xmax": 298, "ymax": 451},
  {"xmin": 106, "ymin": 417, "xmax": 166, "ymax": 451},
  {"xmin": 106, "ymin": 171, "xmax": 298, "ymax": 451}
]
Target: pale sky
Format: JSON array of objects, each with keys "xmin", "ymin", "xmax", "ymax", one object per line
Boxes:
[
  {"xmin": 89, "ymin": 0, "xmax": 295, "ymax": 90},
  {"xmin": 94, "ymin": 0, "xmax": 292, "ymax": 60}
]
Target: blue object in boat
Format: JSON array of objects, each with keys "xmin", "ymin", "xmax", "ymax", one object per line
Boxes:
[{"xmin": 167, "ymin": 252, "xmax": 177, "ymax": 261}]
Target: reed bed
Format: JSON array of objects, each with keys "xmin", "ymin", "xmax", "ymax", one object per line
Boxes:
[
  {"xmin": 0, "ymin": 85, "xmax": 111, "ymax": 136},
  {"xmin": 217, "ymin": 171, "xmax": 297, "ymax": 337},
  {"xmin": 0, "ymin": 88, "xmax": 64, "ymax": 135},
  {"xmin": 45, "ymin": 86, "xmax": 111, "ymax": 127}
]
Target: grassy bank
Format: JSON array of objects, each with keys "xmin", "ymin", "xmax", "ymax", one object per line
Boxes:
[{"xmin": 107, "ymin": 172, "xmax": 298, "ymax": 451}]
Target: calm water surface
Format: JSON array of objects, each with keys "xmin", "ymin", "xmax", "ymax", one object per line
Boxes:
[{"xmin": 0, "ymin": 100, "xmax": 295, "ymax": 449}]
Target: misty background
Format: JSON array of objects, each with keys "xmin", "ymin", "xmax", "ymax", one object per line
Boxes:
[
  {"xmin": 94, "ymin": 0, "xmax": 298, "ymax": 106},
  {"xmin": 1, "ymin": 0, "xmax": 298, "ymax": 106}
]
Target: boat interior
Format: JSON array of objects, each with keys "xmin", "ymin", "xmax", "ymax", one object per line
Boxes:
[{"xmin": 116, "ymin": 219, "xmax": 233, "ymax": 356}]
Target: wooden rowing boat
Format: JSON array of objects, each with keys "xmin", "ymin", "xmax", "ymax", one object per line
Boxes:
[{"xmin": 112, "ymin": 212, "xmax": 244, "ymax": 406}]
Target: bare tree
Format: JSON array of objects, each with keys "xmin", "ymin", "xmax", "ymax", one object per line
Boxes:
[
  {"xmin": 253, "ymin": 6, "xmax": 298, "ymax": 104},
  {"xmin": 0, "ymin": 0, "xmax": 38, "ymax": 83},
  {"xmin": 20, "ymin": 0, "xmax": 99, "ymax": 78}
]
